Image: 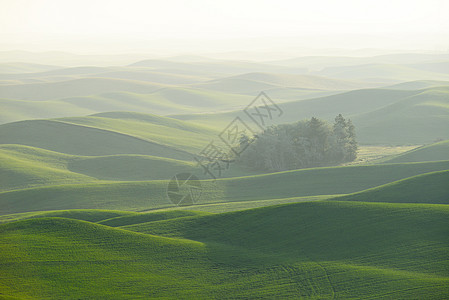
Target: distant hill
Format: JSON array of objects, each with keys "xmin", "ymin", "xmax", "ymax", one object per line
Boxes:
[
  {"xmin": 0, "ymin": 119, "xmax": 193, "ymax": 159},
  {"xmin": 194, "ymin": 72, "xmax": 378, "ymax": 94},
  {"xmin": 317, "ymin": 63, "xmax": 449, "ymax": 82},
  {"xmin": 0, "ymin": 62, "xmax": 61, "ymax": 73},
  {"xmin": 130, "ymin": 59, "xmax": 306, "ymax": 75},
  {"xmin": 172, "ymin": 86, "xmax": 449, "ymax": 144},
  {"xmin": 0, "ymin": 77, "xmax": 163, "ymax": 101},
  {"xmin": 352, "ymin": 86, "xmax": 449, "ymax": 144},
  {"xmin": 385, "ymin": 80, "xmax": 449, "ymax": 90},
  {"xmin": 0, "ymin": 86, "xmax": 255, "ymax": 124},
  {"xmin": 270, "ymin": 53, "xmax": 449, "ymax": 69}
]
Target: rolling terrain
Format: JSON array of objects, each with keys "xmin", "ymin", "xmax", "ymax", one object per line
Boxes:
[
  {"xmin": 173, "ymin": 86, "xmax": 449, "ymax": 144},
  {"xmin": 378, "ymin": 139, "xmax": 449, "ymax": 163},
  {"xmin": 1, "ymin": 199, "xmax": 448, "ymax": 298},
  {"xmin": 1, "ymin": 53, "xmax": 448, "ymax": 299}
]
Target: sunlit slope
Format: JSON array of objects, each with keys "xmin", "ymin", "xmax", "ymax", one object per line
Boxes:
[
  {"xmin": 2, "ymin": 160, "xmax": 449, "ymax": 214},
  {"xmin": 0, "ymin": 209, "xmax": 137, "ymax": 224},
  {"xmin": 0, "ymin": 119, "xmax": 194, "ymax": 159},
  {"xmin": 336, "ymin": 170, "xmax": 449, "ymax": 204},
  {"xmin": 120, "ymin": 202, "xmax": 449, "ymax": 298},
  {"xmin": 0, "ymin": 97, "xmax": 94, "ymax": 124},
  {"xmin": 56, "ymin": 111, "xmax": 219, "ymax": 153},
  {"xmin": 378, "ymin": 139, "xmax": 449, "ymax": 163},
  {"xmin": 0, "ymin": 144, "xmax": 200, "ymax": 191},
  {"xmin": 0, "ymin": 217, "xmax": 212, "ymax": 299},
  {"xmin": 1, "ymin": 201, "xmax": 448, "ymax": 298},
  {"xmin": 0, "ymin": 144, "xmax": 97, "ymax": 191}
]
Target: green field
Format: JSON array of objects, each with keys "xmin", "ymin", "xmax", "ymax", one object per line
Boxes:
[
  {"xmin": 1, "ymin": 200, "xmax": 448, "ymax": 299},
  {"xmin": 1, "ymin": 54, "xmax": 448, "ymax": 298},
  {"xmin": 378, "ymin": 139, "xmax": 449, "ymax": 163}
]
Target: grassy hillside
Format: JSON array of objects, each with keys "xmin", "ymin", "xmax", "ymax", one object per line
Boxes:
[
  {"xmin": 335, "ymin": 170, "xmax": 449, "ymax": 204},
  {"xmin": 2, "ymin": 160, "xmax": 448, "ymax": 215},
  {"xmin": 0, "ymin": 144, "xmax": 201, "ymax": 191},
  {"xmin": 0, "ymin": 217, "xmax": 211, "ymax": 299},
  {"xmin": 98, "ymin": 210, "xmax": 211, "ymax": 227},
  {"xmin": 0, "ymin": 144, "xmax": 97, "ymax": 191},
  {"xmin": 0, "ymin": 87, "xmax": 255, "ymax": 124},
  {"xmin": 173, "ymin": 88, "xmax": 418, "ymax": 128},
  {"xmin": 1, "ymin": 201, "xmax": 447, "ymax": 298},
  {"xmin": 378, "ymin": 140, "xmax": 449, "ymax": 163},
  {"xmin": 173, "ymin": 86, "xmax": 449, "ymax": 144},
  {"xmin": 353, "ymin": 86, "xmax": 449, "ymax": 144},
  {"xmin": 56, "ymin": 112, "xmax": 219, "ymax": 153},
  {"xmin": 0, "ymin": 119, "xmax": 194, "ymax": 159},
  {"xmin": 0, "ymin": 209, "xmax": 136, "ymax": 224}
]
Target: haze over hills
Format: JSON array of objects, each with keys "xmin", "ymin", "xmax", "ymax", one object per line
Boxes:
[
  {"xmin": 2, "ymin": 0, "xmax": 449, "ymax": 296},
  {"xmin": 1, "ymin": 51, "xmax": 449, "ymax": 299}
]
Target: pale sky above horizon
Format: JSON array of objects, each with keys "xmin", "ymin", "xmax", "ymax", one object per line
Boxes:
[{"xmin": 0, "ymin": 0, "xmax": 448, "ymax": 54}]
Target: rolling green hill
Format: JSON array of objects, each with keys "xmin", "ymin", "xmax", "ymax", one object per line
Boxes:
[
  {"xmin": 0, "ymin": 119, "xmax": 195, "ymax": 158},
  {"xmin": 378, "ymin": 140, "xmax": 449, "ymax": 163},
  {"xmin": 173, "ymin": 86, "xmax": 449, "ymax": 144},
  {"xmin": 98, "ymin": 210, "xmax": 211, "ymax": 227},
  {"xmin": 0, "ymin": 144, "xmax": 97, "ymax": 191},
  {"xmin": 0, "ymin": 86, "xmax": 255, "ymax": 124},
  {"xmin": 0, "ymin": 144, "xmax": 201, "ymax": 191},
  {"xmin": 335, "ymin": 170, "xmax": 449, "ymax": 204},
  {"xmin": 1, "ymin": 160, "xmax": 448, "ymax": 215},
  {"xmin": 352, "ymin": 86, "xmax": 449, "ymax": 144},
  {"xmin": 172, "ymin": 88, "xmax": 419, "ymax": 129},
  {"xmin": 0, "ymin": 209, "xmax": 136, "ymax": 224},
  {"xmin": 1, "ymin": 200, "xmax": 447, "ymax": 298},
  {"xmin": 55, "ymin": 111, "xmax": 219, "ymax": 153}
]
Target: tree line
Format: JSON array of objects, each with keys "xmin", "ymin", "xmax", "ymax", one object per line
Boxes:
[{"xmin": 237, "ymin": 114, "xmax": 357, "ymax": 172}]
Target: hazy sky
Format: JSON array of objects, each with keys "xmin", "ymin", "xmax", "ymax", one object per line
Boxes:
[{"xmin": 1, "ymin": 0, "xmax": 448, "ymax": 55}]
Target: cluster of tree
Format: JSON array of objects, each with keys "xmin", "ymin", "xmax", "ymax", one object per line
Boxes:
[{"xmin": 237, "ymin": 114, "xmax": 357, "ymax": 172}]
